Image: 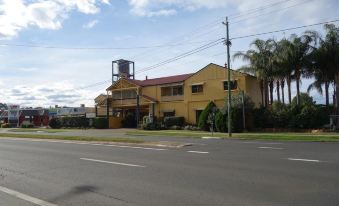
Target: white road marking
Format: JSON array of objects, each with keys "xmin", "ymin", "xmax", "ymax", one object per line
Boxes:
[
  {"xmin": 240, "ymin": 141, "xmax": 283, "ymax": 145},
  {"xmin": 288, "ymin": 158, "xmax": 320, "ymax": 162},
  {"xmin": 258, "ymin": 146, "xmax": 284, "ymax": 150},
  {"xmin": 202, "ymin": 136, "xmax": 221, "ymax": 139},
  {"xmin": 187, "ymin": 151, "xmax": 209, "ymax": 154},
  {"xmin": 103, "ymin": 144, "xmax": 167, "ymax": 151},
  {"xmin": 80, "ymin": 158, "xmax": 145, "ymax": 167},
  {"xmin": 0, "ymin": 138, "xmax": 167, "ymax": 151},
  {"xmin": 0, "ymin": 186, "xmax": 57, "ymax": 206}
]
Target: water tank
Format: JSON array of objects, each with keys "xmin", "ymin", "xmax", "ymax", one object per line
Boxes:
[{"xmin": 118, "ymin": 59, "xmax": 130, "ymax": 75}]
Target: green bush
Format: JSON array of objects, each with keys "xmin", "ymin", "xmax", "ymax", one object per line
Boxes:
[
  {"xmin": 163, "ymin": 116, "xmax": 185, "ymax": 128},
  {"xmin": 143, "ymin": 122, "xmax": 161, "ymax": 130},
  {"xmin": 93, "ymin": 118, "xmax": 108, "ymax": 129},
  {"xmin": 49, "ymin": 118, "xmax": 62, "ymax": 129},
  {"xmin": 198, "ymin": 101, "xmax": 217, "ymax": 131},
  {"xmin": 222, "ymin": 93, "xmax": 255, "ymax": 132},
  {"xmin": 215, "ymin": 111, "xmax": 227, "ymax": 132},
  {"xmin": 21, "ymin": 124, "xmax": 34, "ymax": 128},
  {"xmin": 291, "ymin": 93, "xmax": 315, "ymax": 107}
]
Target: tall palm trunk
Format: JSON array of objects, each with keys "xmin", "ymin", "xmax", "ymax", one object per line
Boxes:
[
  {"xmin": 324, "ymin": 81, "xmax": 330, "ymax": 107},
  {"xmin": 264, "ymin": 79, "xmax": 269, "ymax": 107},
  {"xmin": 259, "ymin": 80, "xmax": 264, "ymax": 107},
  {"xmin": 336, "ymin": 74, "xmax": 339, "ymax": 112},
  {"xmin": 295, "ymin": 67, "xmax": 301, "ymax": 106},
  {"xmin": 269, "ymin": 81, "xmax": 274, "ymax": 105},
  {"xmin": 287, "ymin": 77, "xmax": 292, "ymax": 104},
  {"xmin": 276, "ymin": 80, "xmax": 280, "ymax": 103},
  {"xmin": 281, "ymin": 79, "xmax": 285, "ymax": 104}
]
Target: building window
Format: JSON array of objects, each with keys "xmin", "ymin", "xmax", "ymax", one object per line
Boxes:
[
  {"xmin": 172, "ymin": 86, "xmax": 183, "ymax": 96},
  {"xmin": 223, "ymin": 80, "xmax": 237, "ymax": 90},
  {"xmin": 112, "ymin": 90, "xmax": 137, "ymax": 100},
  {"xmin": 161, "ymin": 86, "xmax": 183, "ymax": 96},
  {"xmin": 192, "ymin": 85, "xmax": 203, "ymax": 93}
]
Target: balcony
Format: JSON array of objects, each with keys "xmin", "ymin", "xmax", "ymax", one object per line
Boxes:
[
  {"xmin": 112, "ymin": 98, "xmax": 137, "ymax": 106},
  {"xmin": 161, "ymin": 95, "xmax": 184, "ymax": 102}
]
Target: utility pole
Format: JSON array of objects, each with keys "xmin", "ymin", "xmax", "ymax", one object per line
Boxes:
[{"xmin": 223, "ymin": 17, "xmax": 232, "ymax": 137}]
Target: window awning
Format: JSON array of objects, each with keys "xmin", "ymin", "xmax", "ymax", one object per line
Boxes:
[
  {"xmin": 161, "ymin": 109, "xmax": 175, "ymax": 113},
  {"xmin": 160, "ymin": 83, "xmax": 183, "ymax": 88},
  {"xmin": 191, "ymin": 82, "xmax": 205, "ymax": 86}
]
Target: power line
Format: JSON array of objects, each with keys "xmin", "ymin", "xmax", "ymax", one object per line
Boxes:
[
  {"xmin": 135, "ymin": 39, "xmax": 224, "ymax": 74},
  {"xmin": 229, "ymin": 0, "xmax": 297, "ymax": 19},
  {"xmin": 231, "ymin": 19, "xmax": 339, "ymax": 40},
  {"xmin": 231, "ymin": 0, "xmax": 311, "ymax": 24},
  {"xmin": 0, "ymin": 40, "xmax": 216, "ymax": 50}
]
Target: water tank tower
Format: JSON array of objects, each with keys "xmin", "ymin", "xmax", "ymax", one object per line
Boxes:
[{"xmin": 112, "ymin": 59, "xmax": 135, "ymax": 83}]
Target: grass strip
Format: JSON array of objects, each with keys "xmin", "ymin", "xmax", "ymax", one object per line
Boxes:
[
  {"xmin": 127, "ymin": 130, "xmax": 339, "ymax": 141},
  {"xmin": 7, "ymin": 128, "xmax": 73, "ymax": 133},
  {"xmin": 0, "ymin": 133, "xmax": 144, "ymax": 143}
]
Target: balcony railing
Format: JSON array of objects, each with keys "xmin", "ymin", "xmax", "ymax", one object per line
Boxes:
[{"xmin": 161, "ymin": 95, "xmax": 184, "ymax": 102}]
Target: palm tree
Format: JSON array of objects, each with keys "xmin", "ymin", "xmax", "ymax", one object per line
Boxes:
[
  {"xmin": 233, "ymin": 39, "xmax": 275, "ymax": 107},
  {"xmin": 307, "ymin": 44, "xmax": 334, "ymax": 106},
  {"xmin": 273, "ymin": 38, "xmax": 295, "ymax": 104},
  {"xmin": 277, "ymin": 34, "xmax": 315, "ymax": 105},
  {"xmin": 321, "ymin": 24, "xmax": 339, "ymax": 110}
]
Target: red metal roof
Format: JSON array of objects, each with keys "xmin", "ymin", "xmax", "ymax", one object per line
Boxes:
[{"xmin": 127, "ymin": 73, "xmax": 193, "ymax": 87}]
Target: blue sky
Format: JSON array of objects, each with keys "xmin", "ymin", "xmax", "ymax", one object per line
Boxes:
[{"xmin": 0, "ymin": 0, "xmax": 338, "ymax": 107}]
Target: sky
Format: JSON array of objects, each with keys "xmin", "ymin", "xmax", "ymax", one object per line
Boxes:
[{"xmin": 0, "ymin": 0, "xmax": 338, "ymax": 107}]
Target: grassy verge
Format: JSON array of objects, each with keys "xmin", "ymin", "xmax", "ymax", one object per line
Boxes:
[
  {"xmin": 0, "ymin": 133, "xmax": 144, "ymax": 143},
  {"xmin": 126, "ymin": 130, "xmax": 339, "ymax": 141},
  {"xmin": 7, "ymin": 128, "xmax": 73, "ymax": 133}
]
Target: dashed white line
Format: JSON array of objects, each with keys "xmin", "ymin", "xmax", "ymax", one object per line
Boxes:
[
  {"xmin": 80, "ymin": 158, "xmax": 146, "ymax": 167},
  {"xmin": 0, "ymin": 186, "xmax": 57, "ymax": 206},
  {"xmin": 287, "ymin": 158, "xmax": 320, "ymax": 162},
  {"xmin": 187, "ymin": 151, "xmax": 209, "ymax": 154},
  {"xmin": 258, "ymin": 146, "xmax": 284, "ymax": 150},
  {"xmin": 0, "ymin": 138, "xmax": 167, "ymax": 151}
]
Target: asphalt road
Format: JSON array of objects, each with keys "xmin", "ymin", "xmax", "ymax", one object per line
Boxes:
[{"xmin": 0, "ymin": 136, "xmax": 339, "ymax": 206}]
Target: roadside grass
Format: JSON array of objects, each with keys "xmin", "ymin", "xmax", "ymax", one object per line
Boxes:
[
  {"xmin": 126, "ymin": 130, "xmax": 339, "ymax": 141},
  {"xmin": 7, "ymin": 128, "xmax": 73, "ymax": 133},
  {"xmin": 0, "ymin": 133, "xmax": 144, "ymax": 143}
]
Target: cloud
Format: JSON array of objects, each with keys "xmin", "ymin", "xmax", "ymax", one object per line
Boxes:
[
  {"xmin": 0, "ymin": 0, "xmax": 110, "ymax": 38},
  {"xmin": 83, "ymin": 19, "xmax": 99, "ymax": 29},
  {"xmin": 128, "ymin": 0, "xmax": 229, "ymax": 16}
]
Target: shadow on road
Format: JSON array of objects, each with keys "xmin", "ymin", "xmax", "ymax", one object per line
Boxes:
[{"xmin": 48, "ymin": 185, "xmax": 99, "ymax": 203}]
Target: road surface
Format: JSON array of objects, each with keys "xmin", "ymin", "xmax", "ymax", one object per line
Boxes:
[{"xmin": 0, "ymin": 137, "xmax": 338, "ymax": 206}]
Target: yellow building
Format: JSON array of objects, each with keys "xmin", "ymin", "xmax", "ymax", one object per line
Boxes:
[{"xmin": 95, "ymin": 63, "xmax": 262, "ymax": 128}]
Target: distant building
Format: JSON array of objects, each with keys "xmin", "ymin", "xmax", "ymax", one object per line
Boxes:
[
  {"xmin": 19, "ymin": 109, "xmax": 49, "ymax": 127},
  {"xmin": 55, "ymin": 105, "xmax": 96, "ymax": 118}
]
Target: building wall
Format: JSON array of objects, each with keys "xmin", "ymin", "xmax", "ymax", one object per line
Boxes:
[
  {"xmin": 105, "ymin": 63, "xmax": 262, "ymax": 126},
  {"xmin": 141, "ymin": 64, "xmax": 262, "ymax": 124}
]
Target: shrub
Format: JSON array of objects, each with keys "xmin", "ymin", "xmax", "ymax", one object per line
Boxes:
[
  {"xmin": 93, "ymin": 118, "xmax": 108, "ymax": 129},
  {"xmin": 222, "ymin": 93, "xmax": 255, "ymax": 132},
  {"xmin": 163, "ymin": 116, "xmax": 185, "ymax": 128},
  {"xmin": 198, "ymin": 101, "xmax": 217, "ymax": 131},
  {"xmin": 143, "ymin": 122, "xmax": 161, "ymax": 130},
  {"xmin": 121, "ymin": 112, "xmax": 136, "ymax": 128},
  {"xmin": 215, "ymin": 111, "xmax": 227, "ymax": 132},
  {"xmin": 21, "ymin": 124, "xmax": 34, "ymax": 128},
  {"xmin": 291, "ymin": 93, "xmax": 315, "ymax": 107},
  {"xmin": 49, "ymin": 118, "xmax": 62, "ymax": 129}
]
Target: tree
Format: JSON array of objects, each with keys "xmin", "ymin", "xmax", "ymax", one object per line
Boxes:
[
  {"xmin": 280, "ymin": 34, "xmax": 315, "ymax": 105},
  {"xmin": 198, "ymin": 101, "xmax": 217, "ymax": 131},
  {"xmin": 233, "ymin": 39, "xmax": 275, "ymax": 106}
]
